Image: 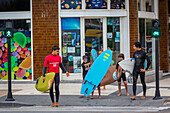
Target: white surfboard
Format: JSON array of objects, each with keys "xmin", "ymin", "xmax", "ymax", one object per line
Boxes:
[{"xmin": 118, "ymin": 58, "xmax": 135, "ymax": 73}]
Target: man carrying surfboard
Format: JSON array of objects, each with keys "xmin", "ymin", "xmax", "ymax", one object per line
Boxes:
[
  {"xmin": 43, "ymin": 46, "xmax": 70, "ymax": 107},
  {"xmin": 131, "ymin": 42, "xmax": 151, "ymax": 100}
]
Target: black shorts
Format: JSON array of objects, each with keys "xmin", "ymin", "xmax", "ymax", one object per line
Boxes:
[
  {"xmin": 83, "ymin": 71, "xmax": 88, "ymax": 80},
  {"xmin": 118, "ymin": 73, "xmax": 126, "ymax": 82}
]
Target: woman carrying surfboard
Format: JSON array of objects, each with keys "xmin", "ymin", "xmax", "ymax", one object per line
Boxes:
[
  {"xmin": 43, "ymin": 46, "xmax": 70, "ymax": 107},
  {"xmin": 131, "ymin": 42, "xmax": 151, "ymax": 100}
]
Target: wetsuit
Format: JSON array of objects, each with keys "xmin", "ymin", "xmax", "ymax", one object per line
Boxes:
[
  {"xmin": 132, "ymin": 50, "xmax": 151, "ymax": 96},
  {"xmin": 43, "ymin": 54, "xmax": 67, "ymax": 103},
  {"xmin": 116, "ymin": 61, "xmax": 126, "ymax": 82}
]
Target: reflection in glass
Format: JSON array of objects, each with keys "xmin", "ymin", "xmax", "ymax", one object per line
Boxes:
[
  {"xmin": 139, "ymin": 19, "xmax": 145, "ymax": 48},
  {"xmin": 146, "ymin": 0, "xmax": 154, "ymax": 12},
  {"xmin": 85, "ymin": 19, "xmax": 103, "ymax": 61},
  {"xmin": 61, "ymin": 18, "xmax": 81, "ymax": 73},
  {"xmin": 138, "ymin": 0, "xmax": 141, "ymax": 11},
  {"xmin": 139, "ymin": 19, "xmax": 153, "ymax": 70},
  {"xmin": 0, "ymin": 0, "xmax": 30, "ymax": 12},
  {"xmin": 61, "ymin": 0, "xmax": 82, "ymax": 9},
  {"xmin": 107, "ymin": 17, "xmax": 120, "ymax": 64},
  {"xmin": 111, "ymin": 0, "xmax": 125, "ymax": 9}
]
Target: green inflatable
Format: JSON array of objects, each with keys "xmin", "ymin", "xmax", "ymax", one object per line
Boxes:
[
  {"xmin": 35, "ymin": 72, "xmax": 55, "ymax": 92},
  {"xmin": 13, "ymin": 32, "xmax": 27, "ymax": 48}
]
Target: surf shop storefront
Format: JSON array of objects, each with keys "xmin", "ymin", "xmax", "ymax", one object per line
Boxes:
[
  {"xmin": 59, "ymin": 0, "xmax": 130, "ymax": 80},
  {"xmin": 0, "ymin": 0, "xmax": 32, "ymax": 80}
]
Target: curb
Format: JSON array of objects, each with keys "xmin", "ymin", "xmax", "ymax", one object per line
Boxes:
[{"xmin": 0, "ymin": 101, "xmax": 35, "ymax": 107}]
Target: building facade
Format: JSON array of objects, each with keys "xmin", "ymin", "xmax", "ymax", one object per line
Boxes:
[{"xmin": 0, "ymin": 0, "xmax": 169, "ymax": 81}]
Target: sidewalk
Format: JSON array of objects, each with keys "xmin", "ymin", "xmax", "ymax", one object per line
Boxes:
[{"xmin": 0, "ymin": 75, "xmax": 170, "ymax": 107}]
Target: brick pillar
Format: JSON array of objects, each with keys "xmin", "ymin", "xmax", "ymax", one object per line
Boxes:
[
  {"xmin": 129, "ymin": 0, "xmax": 139, "ymax": 57},
  {"xmin": 159, "ymin": 0, "xmax": 169, "ymax": 71},
  {"xmin": 32, "ymin": 0, "xmax": 59, "ymax": 80}
]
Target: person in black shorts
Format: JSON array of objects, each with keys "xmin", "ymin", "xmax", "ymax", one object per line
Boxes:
[
  {"xmin": 131, "ymin": 42, "xmax": 151, "ymax": 100},
  {"xmin": 116, "ymin": 53, "xmax": 129, "ymax": 96},
  {"xmin": 81, "ymin": 55, "xmax": 91, "ymax": 81}
]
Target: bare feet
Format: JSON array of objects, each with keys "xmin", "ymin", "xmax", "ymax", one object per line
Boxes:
[
  {"xmin": 141, "ymin": 95, "xmax": 146, "ymax": 99},
  {"xmin": 164, "ymin": 102, "xmax": 167, "ymax": 106},
  {"xmin": 126, "ymin": 93, "xmax": 129, "ymax": 96},
  {"xmin": 102, "ymin": 88, "xmax": 106, "ymax": 91},
  {"xmin": 99, "ymin": 96, "xmax": 101, "ymax": 98},
  {"xmin": 131, "ymin": 96, "xmax": 136, "ymax": 100},
  {"xmin": 117, "ymin": 93, "xmax": 121, "ymax": 96},
  {"xmin": 56, "ymin": 102, "xmax": 59, "ymax": 107},
  {"xmin": 91, "ymin": 96, "xmax": 93, "ymax": 99},
  {"xmin": 103, "ymin": 86, "xmax": 106, "ymax": 90},
  {"xmin": 51, "ymin": 103, "xmax": 55, "ymax": 107}
]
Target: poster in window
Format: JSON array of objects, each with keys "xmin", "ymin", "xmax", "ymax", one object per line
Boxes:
[
  {"xmin": 62, "ymin": 47, "xmax": 67, "ymax": 57},
  {"xmin": 61, "ymin": 0, "xmax": 82, "ymax": 9},
  {"xmin": 111, "ymin": 0, "xmax": 125, "ymax": 9},
  {"xmin": 68, "ymin": 47, "xmax": 75, "ymax": 53},
  {"xmin": 73, "ymin": 56, "xmax": 81, "ymax": 69},
  {"xmin": 86, "ymin": 0, "xmax": 107, "ymax": 9},
  {"xmin": 107, "ymin": 33, "xmax": 112, "ymax": 38}
]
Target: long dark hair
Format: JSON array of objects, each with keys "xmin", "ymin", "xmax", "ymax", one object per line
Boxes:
[{"xmin": 118, "ymin": 53, "xmax": 125, "ymax": 59}]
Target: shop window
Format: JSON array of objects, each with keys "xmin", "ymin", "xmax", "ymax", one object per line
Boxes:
[
  {"xmin": 0, "ymin": 0, "xmax": 30, "ymax": 12},
  {"xmin": 111, "ymin": 0, "xmax": 125, "ymax": 9},
  {"xmin": 146, "ymin": 0, "xmax": 154, "ymax": 12},
  {"xmin": 107, "ymin": 17, "xmax": 120, "ymax": 64},
  {"xmin": 146, "ymin": 20, "xmax": 152, "ymax": 70},
  {"xmin": 61, "ymin": 18, "xmax": 81, "ymax": 73},
  {"xmin": 0, "ymin": 20, "xmax": 32, "ymax": 80},
  {"xmin": 86, "ymin": 0, "xmax": 107, "ymax": 9},
  {"xmin": 138, "ymin": 0, "xmax": 154, "ymax": 12},
  {"xmin": 138, "ymin": 0, "xmax": 141, "ymax": 11},
  {"xmin": 61, "ymin": 0, "xmax": 82, "ymax": 9},
  {"xmin": 85, "ymin": 19, "xmax": 103, "ymax": 61},
  {"xmin": 139, "ymin": 19, "xmax": 153, "ymax": 70},
  {"xmin": 139, "ymin": 19, "xmax": 145, "ymax": 48},
  {"xmin": 169, "ymin": 23, "xmax": 170, "ymax": 56}
]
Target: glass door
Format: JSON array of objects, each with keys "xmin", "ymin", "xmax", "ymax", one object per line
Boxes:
[
  {"xmin": 84, "ymin": 18, "xmax": 103, "ymax": 61},
  {"xmin": 61, "ymin": 17, "xmax": 81, "ymax": 73},
  {"xmin": 107, "ymin": 17, "xmax": 120, "ymax": 64}
]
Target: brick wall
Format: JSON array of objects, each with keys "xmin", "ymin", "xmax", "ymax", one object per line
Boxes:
[
  {"xmin": 159, "ymin": 0, "xmax": 169, "ymax": 71},
  {"xmin": 129, "ymin": 0, "xmax": 139, "ymax": 57},
  {"xmin": 32, "ymin": 0, "xmax": 59, "ymax": 80}
]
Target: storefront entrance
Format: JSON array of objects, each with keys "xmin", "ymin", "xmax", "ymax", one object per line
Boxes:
[{"xmin": 60, "ymin": 17, "xmax": 121, "ymax": 80}]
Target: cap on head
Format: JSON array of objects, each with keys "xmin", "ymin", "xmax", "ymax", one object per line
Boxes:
[{"xmin": 83, "ymin": 55, "xmax": 88, "ymax": 59}]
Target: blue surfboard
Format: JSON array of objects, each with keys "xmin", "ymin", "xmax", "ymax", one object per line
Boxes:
[
  {"xmin": 81, "ymin": 50, "xmax": 112, "ymax": 97},
  {"xmin": 91, "ymin": 49, "xmax": 98, "ymax": 61}
]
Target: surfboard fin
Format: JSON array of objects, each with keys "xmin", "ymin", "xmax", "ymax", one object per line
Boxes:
[
  {"xmin": 85, "ymin": 88, "xmax": 88, "ymax": 94},
  {"xmin": 93, "ymin": 85, "xmax": 96, "ymax": 90}
]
